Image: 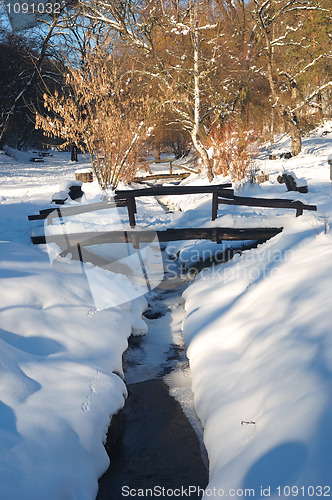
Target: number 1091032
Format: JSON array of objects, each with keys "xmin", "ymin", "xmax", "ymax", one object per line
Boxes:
[
  {"xmin": 276, "ymin": 486, "xmax": 331, "ymax": 497},
  {"xmin": 6, "ymin": 2, "xmax": 61, "ymax": 14}
]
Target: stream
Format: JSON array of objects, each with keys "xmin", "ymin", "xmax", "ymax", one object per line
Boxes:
[{"xmin": 96, "ymin": 247, "xmax": 209, "ymax": 499}]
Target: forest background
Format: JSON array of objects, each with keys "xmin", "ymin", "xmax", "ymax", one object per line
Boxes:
[{"xmin": 0, "ymin": 0, "xmax": 331, "ymax": 188}]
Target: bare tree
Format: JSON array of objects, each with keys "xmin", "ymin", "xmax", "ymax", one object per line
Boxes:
[
  {"xmin": 0, "ymin": 12, "xmax": 64, "ymax": 149},
  {"xmin": 36, "ymin": 30, "xmax": 153, "ymax": 188},
  {"xmin": 76, "ymin": 0, "xmax": 243, "ymax": 181},
  {"xmin": 250, "ymin": 0, "xmax": 332, "ymax": 155}
]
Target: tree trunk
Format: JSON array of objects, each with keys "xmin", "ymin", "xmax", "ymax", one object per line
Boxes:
[
  {"xmin": 316, "ymin": 91, "xmax": 324, "ymax": 121},
  {"xmin": 192, "ymin": 26, "xmax": 213, "ymax": 182},
  {"xmin": 290, "ymin": 123, "xmax": 302, "ymax": 156},
  {"xmin": 71, "ymin": 145, "xmax": 78, "ymax": 162},
  {"xmin": 270, "ymin": 107, "xmax": 275, "ymax": 144},
  {"xmin": 191, "ymin": 132, "xmax": 213, "ymax": 181},
  {"xmin": 155, "ymin": 138, "xmax": 161, "ymax": 161},
  {"xmin": 288, "ymin": 114, "xmax": 302, "ymax": 156},
  {"xmin": 0, "ymin": 112, "xmax": 14, "ymax": 150}
]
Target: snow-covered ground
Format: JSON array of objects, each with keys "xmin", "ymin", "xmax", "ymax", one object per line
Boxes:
[
  {"xmin": 180, "ymin": 128, "xmax": 332, "ymax": 499},
  {"xmin": 0, "ymin": 151, "xmax": 149, "ymax": 500},
  {"xmin": 0, "ymin": 123, "xmax": 331, "ymax": 499}
]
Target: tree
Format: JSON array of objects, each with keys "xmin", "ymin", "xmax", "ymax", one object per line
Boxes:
[
  {"xmin": 250, "ymin": 0, "xmax": 332, "ymax": 155},
  {"xmin": 36, "ymin": 30, "xmax": 153, "ymax": 188},
  {"xmin": 77, "ymin": 0, "xmax": 249, "ymax": 180},
  {"xmin": 0, "ymin": 13, "xmax": 64, "ymax": 149}
]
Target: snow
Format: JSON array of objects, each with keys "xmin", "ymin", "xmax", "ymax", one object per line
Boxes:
[
  {"xmin": 0, "ymin": 239, "xmax": 134, "ymax": 500},
  {"xmin": 75, "ymin": 168, "xmax": 93, "ymax": 174},
  {"xmin": 282, "ymin": 170, "xmax": 307, "ymax": 187},
  {"xmin": 0, "ymin": 123, "xmax": 331, "ymax": 499},
  {"xmin": 60, "ymin": 180, "xmax": 83, "ymax": 190},
  {"xmin": 0, "ymin": 151, "xmax": 146, "ymax": 499},
  {"xmin": 51, "ymin": 190, "xmax": 69, "ymax": 201},
  {"xmin": 181, "ymin": 130, "xmax": 332, "ymax": 498}
]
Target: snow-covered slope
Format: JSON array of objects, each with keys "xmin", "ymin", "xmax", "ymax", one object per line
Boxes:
[
  {"xmin": 182, "ymin": 128, "xmax": 332, "ymax": 498},
  {"xmin": 0, "ymin": 151, "xmax": 147, "ymax": 500}
]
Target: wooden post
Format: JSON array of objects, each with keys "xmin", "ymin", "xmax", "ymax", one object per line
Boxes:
[
  {"xmin": 212, "ymin": 192, "xmax": 218, "ymax": 221},
  {"xmin": 213, "ymin": 228, "xmax": 223, "ymax": 244},
  {"xmin": 126, "ymin": 197, "xmax": 136, "ymax": 227},
  {"xmin": 130, "ymin": 232, "xmax": 140, "ymax": 249},
  {"xmin": 71, "ymin": 145, "xmax": 78, "ymax": 162},
  {"xmin": 169, "ymin": 161, "xmax": 173, "ymax": 174}
]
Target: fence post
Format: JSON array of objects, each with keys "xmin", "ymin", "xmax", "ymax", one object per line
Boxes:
[
  {"xmin": 212, "ymin": 192, "xmax": 218, "ymax": 221},
  {"xmin": 126, "ymin": 197, "xmax": 136, "ymax": 227}
]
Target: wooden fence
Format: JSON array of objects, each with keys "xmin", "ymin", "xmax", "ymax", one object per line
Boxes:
[
  {"xmin": 28, "ymin": 183, "xmax": 316, "ymax": 233},
  {"xmin": 29, "ymin": 183, "xmax": 233, "ymax": 227},
  {"xmin": 212, "ymin": 193, "xmax": 317, "ymax": 220}
]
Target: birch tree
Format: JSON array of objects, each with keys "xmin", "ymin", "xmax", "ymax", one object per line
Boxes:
[{"xmin": 76, "ymin": 0, "xmax": 243, "ymax": 181}]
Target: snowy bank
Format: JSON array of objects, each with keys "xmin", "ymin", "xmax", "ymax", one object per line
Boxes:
[
  {"xmin": 180, "ymin": 127, "xmax": 332, "ymax": 498},
  {"xmin": 0, "ymin": 152, "xmax": 148, "ymax": 500},
  {"xmin": 0, "ymin": 240, "xmax": 148, "ymax": 499},
  {"xmin": 182, "ymin": 221, "xmax": 332, "ymax": 498}
]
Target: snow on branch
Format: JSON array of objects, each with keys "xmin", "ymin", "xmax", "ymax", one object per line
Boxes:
[
  {"xmin": 77, "ymin": 0, "xmax": 150, "ymax": 50},
  {"xmin": 291, "ymin": 81, "xmax": 332, "ymax": 112},
  {"xmin": 293, "ymin": 54, "xmax": 327, "ymax": 79}
]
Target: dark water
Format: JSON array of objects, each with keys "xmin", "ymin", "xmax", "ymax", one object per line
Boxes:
[
  {"xmin": 96, "ymin": 378, "xmax": 208, "ymax": 499},
  {"xmin": 96, "ymin": 249, "xmax": 208, "ymax": 499}
]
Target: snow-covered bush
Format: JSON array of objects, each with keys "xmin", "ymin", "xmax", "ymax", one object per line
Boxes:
[{"xmin": 206, "ymin": 121, "xmax": 261, "ymax": 181}]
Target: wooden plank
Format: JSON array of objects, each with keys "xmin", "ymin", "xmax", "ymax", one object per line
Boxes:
[
  {"xmin": 28, "ymin": 200, "xmax": 128, "ymax": 221},
  {"xmin": 146, "ymin": 159, "xmax": 199, "ymax": 174},
  {"xmin": 172, "ymin": 163, "xmax": 199, "ymax": 174},
  {"xmin": 126, "ymin": 196, "xmax": 137, "ymax": 228},
  {"xmin": 30, "ymin": 157, "xmax": 44, "ymax": 163},
  {"xmin": 156, "ymin": 227, "xmax": 283, "ymax": 243},
  {"xmin": 114, "ymin": 183, "xmax": 233, "ymax": 198},
  {"xmin": 145, "ymin": 158, "xmax": 174, "ymax": 164},
  {"xmin": 28, "ymin": 209, "xmax": 54, "ymax": 220},
  {"xmin": 132, "ymin": 173, "xmax": 190, "ymax": 182},
  {"xmin": 31, "ymin": 227, "xmax": 283, "ymax": 246},
  {"xmin": 282, "ymin": 173, "xmax": 308, "ymax": 194},
  {"xmin": 217, "ymin": 195, "xmax": 316, "ymax": 215}
]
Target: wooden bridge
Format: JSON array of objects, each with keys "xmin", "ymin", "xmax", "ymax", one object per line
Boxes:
[
  {"xmin": 28, "ymin": 183, "xmax": 318, "ymax": 261},
  {"xmin": 28, "ymin": 182, "xmax": 316, "ymax": 228}
]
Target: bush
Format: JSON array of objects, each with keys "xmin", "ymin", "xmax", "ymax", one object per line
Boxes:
[{"xmin": 206, "ymin": 121, "xmax": 261, "ymax": 181}]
